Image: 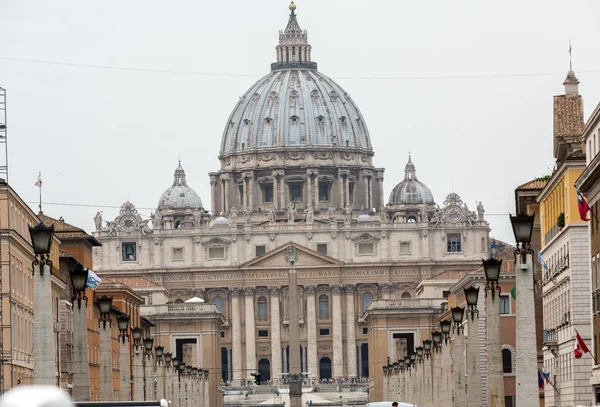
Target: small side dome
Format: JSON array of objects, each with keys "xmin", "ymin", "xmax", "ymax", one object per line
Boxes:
[
  {"xmin": 388, "ymin": 156, "xmax": 434, "ymax": 205},
  {"xmin": 213, "ymin": 217, "xmax": 230, "ymax": 227},
  {"xmin": 357, "ymin": 214, "xmax": 372, "ymax": 223},
  {"xmin": 158, "ymin": 161, "xmax": 203, "ymax": 211}
]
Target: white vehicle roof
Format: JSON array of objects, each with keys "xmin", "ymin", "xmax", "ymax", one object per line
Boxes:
[{"xmin": 1, "ymin": 385, "xmax": 73, "ymax": 407}]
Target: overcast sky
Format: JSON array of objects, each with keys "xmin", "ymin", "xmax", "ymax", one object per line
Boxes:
[{"xmin": 1, "ymin": 0, "xmax": 600, "ymax": 244}]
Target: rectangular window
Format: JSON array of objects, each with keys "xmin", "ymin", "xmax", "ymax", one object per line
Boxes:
[
  {"xmin": 399, "ymin": 241, "xmax": 411, "ymax": 255},
  {"xmin": 358, "ymin": 243, "xmax": 374, "ymax": 255},
  {"xmin": 319, "ymin": 184, "xmax": 330, "ymax": 201},
  {"xmin": 447, "ymin": 234, "xmax": 462, "ymax": 253},
  {"xmin": 504, "ymin": 395, "xmax": 514, "ymax": 407},
  {"xmin": 220, "ymin": 332, "xmax": 225, "ymax": 338},
  {"xmin": 263, "ymin": 185, "xmax": 274, "ymax": 203},
  {"xmin": 255, "ymin": 245, "xmax": 266, "ymax": 257},
  {"xmin": 319, "ymin": 328, "xmax": 330, "ymax": 336},
  {"xmin": 258, "ymin": 330, "xmax": 269, "ymax": 337},
  {"xmin": 317, "ymin": 244, "xmax": 328, "ymax": 255},
  {"xmin": 500, "ymin": 295, "xmax": 510, "ymax": 314},
  {"xmin": 291, "ymin": 185, "xmax": 302, "ymax": 201},
  {"xmin": 442, "ymin": 291, "xmax": 450, "ymax": 299},
  {"xmin": 208, "ymin": 247, "xmax": 225, "ymax": 259},
  {"xmin": 362, "ymin": 327, "xmax": 368, "ymax": 335},
  {"xmin": 122, "ymin": 242, "xmax": 137, "ymax": 261},
  {"xmin": 172, "ymin": 247, "xmax": 184, "ymax": 261}
]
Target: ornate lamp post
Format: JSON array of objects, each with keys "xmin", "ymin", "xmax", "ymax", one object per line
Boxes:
[
  {"xmin": 155, "ymin": 346, "xmax": 165, "ymax": 401},
  {"xmin": 143, "ymin": 337, "xmax": 155, "ymax": 400},
  {"xmin": 431, "ymin": 331, "xmax": 442, "ymax": 406},
  {"xmin": 464, "ymin": 286, "xmax": 482, "ymax": 406},
  {"xmin": 423, "ymin": 340, "xmax": 433, "ymax": 407},
  {"xmin": 382, "ymin": 365, "xmax": 389, "ymax": 401},
  {"xmin": 164, "ymin": 353, "xmax": 173, "ymax": 405},
  {"xmin": 398, "ymin": 359, "xmax": 406, "ymax": 402},
  {"xmin": 203, "ymin": 368, "xmax": 210, "ymax": 407},
  {"xmin": 29, "ymin": 222, "xmax": 55, "ymax": 385},
  {"xmin": 97, "ymin": 295, "xmax": 114, "ymax": 400},
  {"xmin": 69, "ymin": 263, "xmax": 91, "ymax": 400},
  {"xmin": 483, "ymin": 256, "xmax": 504, "ymax": 407},
  {"xmin": 132, "ymin": 327, "xmax": 144, "ymax": 401},
  {"xmin": 452, "ymin": 307, "xmax": 466, "ymax": 407},
  {"xmin": 116, "ymin": 314, "xmax": 131, "ymax": 400},
  {"xmin": 510, "ymin": 213, "xmax": 538, "ymax": 406},
  {"xmin": 415, "ymin": 346, "xmax": 424, "ymax": 407},
  {"xmin": 177, "ymin": 363, "xmax": 185, "ymax": 407}
]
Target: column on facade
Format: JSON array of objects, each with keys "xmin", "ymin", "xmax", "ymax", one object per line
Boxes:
[
  {"xmin": 345, "ymin": 176, "xmax": 350, "ymax": 208},
  {"xmin": 441, "ymin": 338, "xmax": 451, "ymax": 407},
  {"xmin": 272, "ymin": 173, "xmax": 279, "ymax": 210},
  {"xmin": 368, "ymin": 177, "xmax": 373, "ymax": 210},
  {"xmin": 331, "ymin": 284, "xmax": 344, "ymax": 378},
  {"xmin": 119, "ymin": 338, "xmax": 132, "ymax": 401},
  {"xmin": 220, "ymin": 179, "xmax": 226, "ymax": 214},
  {"xmin": 204, "ymin": 376, "xmax": 210, "ymax": 407},
  {"xmin": 210, "ymin": 176, "xmax": 218, "ymax": 216},
  {"xmin": 156, "ymin": 361, "xmax": 165, "ymax": 401},
  {"xmin": 313, "ymin": 173, "xmax": 319, "ymax": 208},
  {"xmin": 72, "ymin": 304, "xmax": 90, "ymax": 401},
  {"xmin": 306, "ymin": 286, "xmax": 318, "ymax": 378},
  {"xmin": 282, "ymin": 346, "xmax": 288, "ymax": 373},
  {"xmin": 364, "ymin": 173, "xmax": 369, "ymax": 209},
  {"xmin": 248, "ymin": 173, "xmax": 255, "ymax": 211},
  {"xmin": 344, "ymin": 285, "xmax": 358, "ymax": 378},
  {"xmin": 99, "ymin": 324, "xmax": 113, "ymax": 401},
  {"xmin": 467, "ymin": 311, "xmax": 481, "ymax": 407},
  {"xmin": 224, "ymin": 177, "xmax": 230, "ymax": 213},
  {"xmin": 279, "ymin": 171, "xmax": 286, "ymax": 209},
  {"xmin": 338, "ymin": 170, "xmax": 345, "ymax": 208},
  {"xmin": 432, "ymin": 347, "xmax": 441, "ymax": 407},
  {"xmin": 454, "ymin": 333, "xmax": 466, "ymax": 407},
  {"xmin": 231, "ymin": 288, "xmax": 243, "ymax": 383},
  {"xmin": 32, "ymin": 263, "xmax": 54, "ymax": 385},
  {"xmin": 424, "ymin": 352, "xmax": 433, "ymax": 407},
  {"xmin": 145, "ymin": 355, "xmax": 154, "ymax": 401},
  {"xmin": 242, "ymin": 177, "xmax": 248, "ymax": 211},
  {"xmin": 269, "ymin": 287, "xmax": 282, "ymax": 378},
  {"xmin": 244, "ymin": 287, "xmax": 256, "ymax": 380},
  {"xmin": 306, "ymin": 170, "xmax": 313, "ymax": 207}
]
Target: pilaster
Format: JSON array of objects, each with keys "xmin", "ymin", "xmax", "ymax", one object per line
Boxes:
[
  {"xmin": 231, "ymin": 287, "xmax": 243, "ymax": 383},
  {"xmin": 244, "ymin": 287, "xmax": 256, "ymax": 379},
  {"xmin": 331, "ymin": 284, "xmax": 343, "ymax": 377},
  {"xmin": 305, "ymin": 285, "xmax": 318, "ymax": 378},
  {"xmin": 269, "ymin": 286, "xmax": 282, "ymax": 378},
  {"xmin": 344, "ymin": 284, "xmax": 357, "ymax": 378}
]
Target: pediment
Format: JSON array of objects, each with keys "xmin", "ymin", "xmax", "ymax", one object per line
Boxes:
[{"xmin": 242, "ymin": 242, "xmax": 342, "ymax": 268}]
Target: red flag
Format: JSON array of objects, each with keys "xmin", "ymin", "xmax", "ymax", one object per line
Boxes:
[
  {"xmin": 577, "ymin": 191, "xmax": 590, "ymax": 221},
  {"xmin": 576, "ymin": 331, "xmax": 589, "ymax": 353}
]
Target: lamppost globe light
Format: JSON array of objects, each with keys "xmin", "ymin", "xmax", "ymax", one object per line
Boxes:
[
  {"xmin": 172, "ymin": 358, "xmax": 180, "ymax": 368},
  {"xmin": 509, "ymin": 213, "xmax": 535, "ymax": 244},
  {"xmin": 416, "ymin": 346, "xmax": 423, "ymax": 357},
  {"xmin": 399, "ymin": 359, "xmax": 405, "ymax": 369},
  {"xmin": 483, "ymin": 258, "xmax": 502, "ymax": 282},
  {"xmin": 440, "ymin": 319, "xmax": 451, "ymax": 344},
  {"xmin": 383, "ymin": 365, "xmax": 387, "ymax": 374},
  {"xmin": 69, "ymin": 264, "xmax": 89, "ymax": 309},
  {"xmin": 155, "ymin": 345, "xmax": 164, "ymax": 358},
  {"xmin": 164, "ymin": 352, "xmax": 172, "ymax": 365},
  {"xmin": 204, "ymin": 369, "xmax": 209, "ymax": 377},
  {"xmin": 410, "ymin": 352, "xmax": 417, "ymax": 362},
  {"xmin": 452, "ymin": 306, "xmax": 465, "ymax": 334},
  {"xmin": 98, "ymin": 296, "xmax": 113, "ymax": 315},
  {"xmin": 186, "ymin": 365, "xmax": 192, "ymax": 375},
  {"xmin": 432, "ymin": 331, "xmax": 442, "ymax": 348},
  {"xmin": 192, "ymin": 367, "xmax": 198, "ymax": 376},
  {"xmin": 29, "ymin": 223, "xmax": 55, "ymax": 255},
  {"xmin": 143, "ymin": 337, "xmax": 154, "ymax": 352},
  {"xmin": 464, "ymin": 286, "xmax": 480, "ymax": 321},
  {"xmin": 116, "ymin": 314, "xmax": 130, "ymax": 332}
]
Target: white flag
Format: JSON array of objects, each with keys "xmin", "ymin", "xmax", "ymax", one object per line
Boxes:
[
  {"xmin": 86, "ymin": 269, "xmax": 102, "ymax": 290},
  {"xmin": 34, "ymin": 177, "xmax": 42, "ymax": 187}
]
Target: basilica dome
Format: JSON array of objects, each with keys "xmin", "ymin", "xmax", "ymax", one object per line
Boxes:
[
  {"xmin": 388, "ymin": 157, "xmax": 434, "ymax": 205},
  {"xmin": 219, "ymin": 5, "xmax": 372, "ymax": 156},
  {"xmin": 158, "ymin": 162, "xmax": 203, "ymax": 211}
]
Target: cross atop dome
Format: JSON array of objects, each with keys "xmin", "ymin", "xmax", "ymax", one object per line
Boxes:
[{"xmin": 272, "ymin": 1, "xmax": 317, "ymax": 71}]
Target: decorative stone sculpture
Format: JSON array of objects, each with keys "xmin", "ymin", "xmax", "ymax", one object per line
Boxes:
[
  {"xmin": 305, "ymin": 204, "xmax": 314, "ymax": 225},
  {"xmin": 94, "ymin": 211, "xmax": 103, "ymax": 231},
  {"xmin": 344, "ymin": 204, "xmax": 352, "ymax": 224},
  {"xmin": 327, "ymin": 206, "xmax": 336, "ymax": 224},
  {"xmin": 230, "ymin": 207, "xmax": 238, "ymax": 224},
  {"xmin": 287, "ymin": 201, "xmax": 296, "ymax": 224},
  {"xmin": 477, "ymin": 201, "xmax": 485, "ymax": 221},
  {"xmin": 153, "ymin": 211, "xmax": 162, "ymax": 229},
  {"xmin": 267, "ymin": 206, "xmax": 277, "ymax": 225},
  {"xmin": 193, "ymin": 210, "xmax": 203, "ymax": 227}
]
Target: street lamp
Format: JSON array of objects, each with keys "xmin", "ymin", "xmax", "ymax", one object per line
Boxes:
[
  {"xmin": 164, "ymin": 352, "xmax": 172, "ymax": 368},
  {"xmin": 69, "ymin": 263, "xmax": 89, "ymax": 309},
  {"xmin": 143, "ymin": 337, "xmax": 154, "ymax": 359},
  {"xmin": 431, "ymin": 331, "xmax": 442, "ymax": 352},
  {"xmin": 483, "ymin": 257, "xmax": 502, "ymax": 300},
  {"xmin": 423, "ymin": 340, "xmax": 432, "ymax": 359},
  {"xmin": 203, "ymin": 369, "xmax": 209, "ymax": 379},
  {"xmin": 440, "ymin": 320, "xmax": 451, "ymax": 344},
  {"xmin": 116, "ymin": 314, "xmax": 130, "ymax": 344},
  {"xmin": 509, "ymin": 213, "xmax": 535, "ymax": 250},
  {"xmin": 464, "ymin": 286, "xmax": 480, "ymax": 321},
  {"xmin": 29, "ymin": 223, "xmax": 55, "ymax": 271},
  {"xmin": 416, "ymin": 346, "xmax": 424, "ymax": 363},
  {"xmin": 451, "ymin": 306, "xmax": 465, "ymax": 334},
  {"xmin": 97, "ymin": 295, "xmax": 113, "ymax": 329},
  {"xmin": 131, "ymin": 327, "xmax": 143, "ymax": 350},
  {"xmin": 399, "ymin": 359, "xmax": 405, "ymax": 371},
  {"xmin": 155, "ymin": 346, "xmax": 164, "ymax": 363}
]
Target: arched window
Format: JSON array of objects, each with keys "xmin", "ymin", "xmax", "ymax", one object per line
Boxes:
[
  {"xmin": 174, "ymin": 299, "xmax": 184, "ymax": 304},
  {"xmin": 502, "ymin": 349, "xmax": 512, "ymax": 373},
  {"xmin": 257, "ymin": 296, "xmax": 268, "ymax": 320},
  {"xmin": 362, "ymin": 292, "xmax": 374, "ymax": 313},
  {"xmin": 213, "ymin": 296, "xmax": 225, "ymax": 314},
  {"xmin": 319, "ymin": 295, "xmax": 329, "ymax": 317},
  {"xmin": 406, "ymin": 216, "xmax": 417, "ymax": 223},
  {"xmin": 401, "ymin": 292, "xmax": 412, "ymax": 299}
]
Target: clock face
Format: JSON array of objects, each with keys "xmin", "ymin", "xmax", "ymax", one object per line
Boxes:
[
  {"xmin": 445, "ymin": 205, "xmax": 462, "ymax": 223},
  {"xmin": 120, "ymin": 215, "xmax": 137, "ymax": 232}
]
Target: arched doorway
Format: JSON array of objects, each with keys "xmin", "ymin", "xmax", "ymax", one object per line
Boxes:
[
  {"xmin": 258, "ymin": 359, "xmax": 271, "ymax": 382},
  {"xmin": 319, "ymin": 357, "xmax": 332, "ymax": 380}
]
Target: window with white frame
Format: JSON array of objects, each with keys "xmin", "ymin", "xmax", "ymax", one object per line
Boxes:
[
  {"xmin": 447, "ymin": 234, "xmax": 462, "ymax": 253},
  {"xmin": 257, "ymin": 296, "xmax": 268, "ymax": 320},
  {"xmin": 399, "ymin": 241, "xmax": 411, "ymax": 255},
  {"xmin": 500, "ymin": 295, "xmax": 510, "ymax": 314},
  {"xmin": 172, "ymin": 247, "xmax": 184, "ymax": 261}
]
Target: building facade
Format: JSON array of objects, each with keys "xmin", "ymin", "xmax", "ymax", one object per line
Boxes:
[
  {"xmin": 539, "ymin": 71, "xmax": 593, "ymax": 406},
  {"xmin": 574, "ymin": 92, "xmax": 600, "ymax": 402},
  {"xmin": 92, "ymin": 2, "xmax": 490, "ymax": 393}
]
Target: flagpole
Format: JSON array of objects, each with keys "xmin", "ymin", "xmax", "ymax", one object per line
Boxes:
[
  {"xmin": 575, "ymin": 329, "xmax": 599, "ymax": 365},
  {"xmin": 537, "ymin": 368, "xmax": 561, "ymax": 396}
]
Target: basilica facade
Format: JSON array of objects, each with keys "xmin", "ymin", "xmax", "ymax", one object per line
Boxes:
[{"xmin": 92, "ymin": 2, "xmax": 489, "ymax": 385}]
